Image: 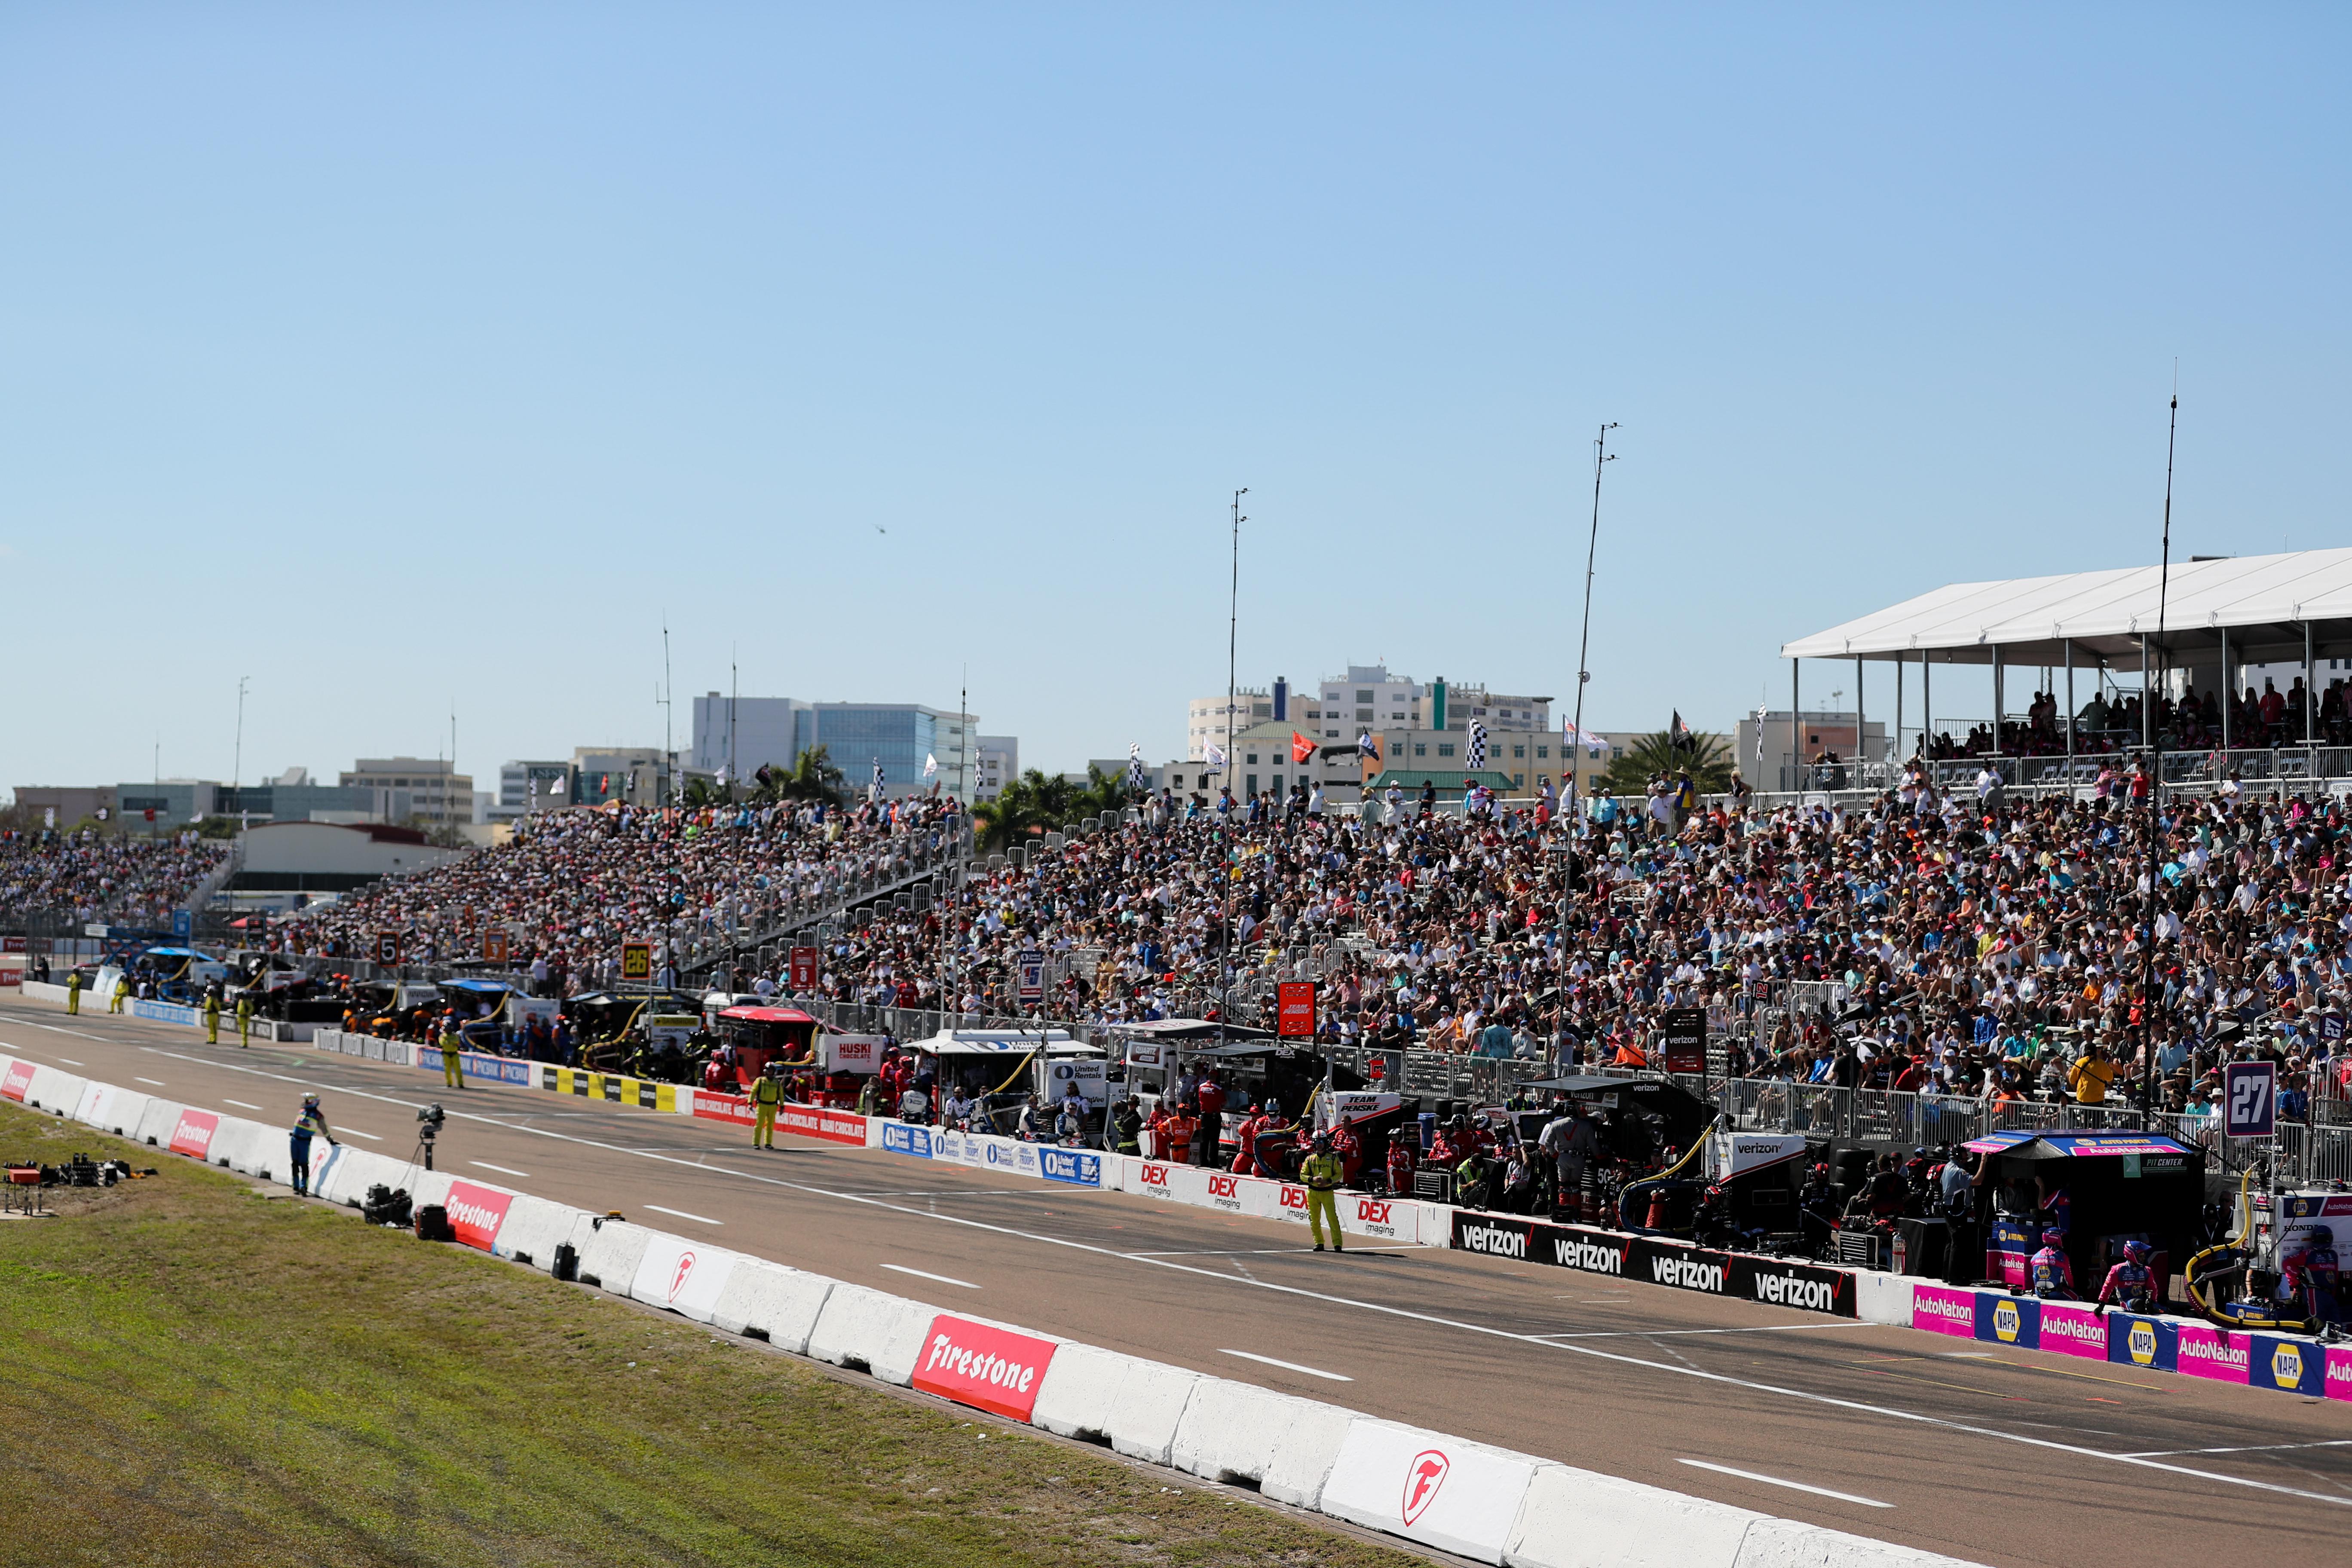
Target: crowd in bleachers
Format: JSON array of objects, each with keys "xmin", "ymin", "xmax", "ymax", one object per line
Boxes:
[
  {"xmin": 1924, "ymin": 676, "xmax": 2351, "ymax": 760},
  {"xmin": 260, "ymin": 763, "xmax": 2352, "ymax": 1129},
  {"xmin": 0, "ymin": 830, "xmax": 227, "ymax": 930}
]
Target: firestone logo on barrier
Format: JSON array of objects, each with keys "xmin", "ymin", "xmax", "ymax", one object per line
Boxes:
[
  {"xmin": 911, "ymin": 1314, "xmax": 1059, "ymax": 1422},
  {"xmin": 0, "ymin": 1061, "xmax": 32, "ymax": 1102},
  {"xmin": 670, "ymin": 1250, "xmax": 697, "ymax": 1303},
  {"xmin": 1401, "ymin": 1449, "xmax": 1451, "ymax": 1526},
  {"xmin": 442, "ymin": 1181, "xmax": 513, "ymax": 1252}
]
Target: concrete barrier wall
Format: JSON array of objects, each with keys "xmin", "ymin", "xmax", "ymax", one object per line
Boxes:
[{"xmin": 10, "ymin": 1052, "xmax": 1992, "ymax": 1568}]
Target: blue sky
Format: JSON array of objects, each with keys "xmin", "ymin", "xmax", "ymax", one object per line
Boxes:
[{"xmin": 4, "ymin": 6, "xmax": 2345, "ymax": 791}]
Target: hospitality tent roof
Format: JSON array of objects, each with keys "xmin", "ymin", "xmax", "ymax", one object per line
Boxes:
[{"xmin": 1781, "ymin": 549, "xmax": 2352, "ymax": 668}]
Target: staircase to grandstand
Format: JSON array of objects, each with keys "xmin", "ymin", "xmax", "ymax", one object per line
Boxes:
[{"xmin": 676, "ymin": 824, "xmax": 974, "ymax": 984}]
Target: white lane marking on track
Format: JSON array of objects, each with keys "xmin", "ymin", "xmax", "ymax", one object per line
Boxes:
[
  {"xmin": 135, "ymin": 1077, "xmax": 166, "ymax": 1086},
  {"xmin": 1534, "ymin": 1323, "xmax": 1877, "ymax": 1341},
  {"xmin": 58, "ymin": 1058, "xmax": 83, "ymax": 1066},
  {"xmin": 470, "ymin": 1161, "xmax": 532, "ymax": 1179},
  {"xmin": 1127, "ymin": 1246, "xmax": 1416, "ymax": 1257},
  {"xmin": 1219, "ymin": 1349, "xmax": 1351, "ymax": 1382},
  {"xmin": 1678, "ymin": 1459, "xmax": 1893, "ymax": 1508},
  {"xmin": 100, "ymin": 1039, "xmax": 2352, "ymax": 1511},
  {"xmin": 881, "ymin": 1264, "xmax": 979, "ymax": 1289},
  {"xmin": 343, "ymin": 1128, "xmax": 384, "ymax": 1140},
  {"xmin": 224, "ymin": 1099, "xmax": 262, "ymax": 1110},
  {"xmin": 2121, "ymin": 1439, "xmax": 2352, "ymax": 1458},
  {"xmin": 645, "ymin": 1204, "xmax": 721, "ymax": 1225}
]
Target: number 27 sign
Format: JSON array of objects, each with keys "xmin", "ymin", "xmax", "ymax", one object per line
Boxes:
[{"xmin": 2224, "ymin": 1060, "xmax": 2276, "ymax": 1139}]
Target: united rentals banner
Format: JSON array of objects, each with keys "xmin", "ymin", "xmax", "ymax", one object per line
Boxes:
[{"xmin": 1449, "ymin": 1211, "xmax": 1856, "ymax": 1317}]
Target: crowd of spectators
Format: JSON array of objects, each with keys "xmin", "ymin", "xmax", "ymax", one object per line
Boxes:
[
  {"xmin": 0, "ymin": 829, "xmax": 227, "ymax": 929},
  {"xmin": 260, "ymin": 761, "xmax": 2352, "ymax": 1133},
  {"xmin": 1923, "ymin": 676, "xmax": 2351, "ymax": 760}
]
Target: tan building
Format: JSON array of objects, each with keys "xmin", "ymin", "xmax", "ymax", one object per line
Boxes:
[{"xmin": 338, "ymin": 758, "xmax": 475, "ymax": 827}]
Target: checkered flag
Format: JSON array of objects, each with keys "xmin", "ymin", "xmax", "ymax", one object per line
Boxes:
[
  {"xmin": 1126, "ymin": 743, "xmax": 1145, "ymax": 793},
  {"xmin": 1468, "ymin": 721, "xmax": 1488, "ymax": 771},
  {"xmin": 871, "ymin": 757, "xmax": 885, "ymax": 798}
]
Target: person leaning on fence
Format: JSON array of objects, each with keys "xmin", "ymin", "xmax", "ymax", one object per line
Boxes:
[{"xmin": 1302, "ymin": 1130, "xmax": 1346, "ymax": 1253}]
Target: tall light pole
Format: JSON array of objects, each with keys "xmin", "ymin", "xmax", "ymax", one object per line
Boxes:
[
  {"xmin": 1219, "ymin": 487, "xmax": 1246, "ymax": 1046},
  {"xmin": 233, "ymin": 675, "xmax": 250, "ymax": 828},
  {"xmin": 2140, "ymin": 389, "xmax": 2178, "ymax": 1120},
  {"xmin": 1560, "ymin": 425, "xmax": 1615, "ymax": 960},
  {"xmin": 1566, "ymin": 425, "xmax": 1616, "ymax": 810}
]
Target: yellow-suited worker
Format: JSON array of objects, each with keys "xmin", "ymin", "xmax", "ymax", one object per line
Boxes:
[
  {"xmin": 66, "ymin": 971, "xmax": 81, "ymax": 1015},
  {"xmin": 750, "ymin": 1063, "xmax": 784, "ymax": 1149},
  {"xmin": 236, "ymin": 995, "xmax": 252, "ymax": 1048},
  {"xmin": 110, "ymin": 977, "xmax": 129, "ymax": 1014},
  {"xmin": 439, "ymin": 1023, "xmax": 466, "ymax": 1090},
  {"xmin": 204, "ymin": 992, "xmax": 221, "ymax": 1045},
  {"xmin": 1301, "ymin": 1129, "xmax": 1346, "ymax": 1254}
]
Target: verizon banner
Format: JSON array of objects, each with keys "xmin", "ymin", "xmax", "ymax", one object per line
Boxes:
[
  {"xmin": 442, "ymin": 1180, "xmax": 514, "ymax": 1252},
  {"xmin": 168, "ymin": 1108, "xmax": 221, "ymax": 1161},
  {"xmin": 1449, "ymin": 1212, "xmax": 1855, "ymax": 1317},
  {"xmin": 912, "ymin": 1314, "xmax": 1059, "ymax": 1422}
]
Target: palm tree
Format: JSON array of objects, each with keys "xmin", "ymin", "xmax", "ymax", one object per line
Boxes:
[
  {"xmin": 1597, "ymin": 729, "xmax": 1736, "ymax": 797},
  {"xmin": 753, "ymin": 746, "xmax": 848, "ymax": 808},
  {"xmin": 972, "ymin": 765, "xmax": 1132, "ymax": 851}
]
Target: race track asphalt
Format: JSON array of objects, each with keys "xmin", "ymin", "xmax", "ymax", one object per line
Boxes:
[{"xmin": 3, "ymin": 994, "xmax": 2343, "ymax": 1568}]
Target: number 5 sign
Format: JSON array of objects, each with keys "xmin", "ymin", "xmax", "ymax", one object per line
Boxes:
[{"xmin": 2223, "ymin": 1060, "xmax": 2277, "ymax": 1139}]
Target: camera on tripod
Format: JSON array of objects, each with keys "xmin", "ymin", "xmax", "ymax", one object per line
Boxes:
[{"xmin": 414, "ymin": 1103, "xmax": 447, "ymax": 1170}]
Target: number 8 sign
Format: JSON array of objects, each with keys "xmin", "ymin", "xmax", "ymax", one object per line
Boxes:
[{"xmin": 2223, "ymin": 1060, "xmax": 2276, "ymax": 1139}]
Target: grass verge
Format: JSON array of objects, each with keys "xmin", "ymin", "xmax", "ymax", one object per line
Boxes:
[{"xmin": 0, "ymin": 1099, "xmax": 1418, "ymax": 1568}]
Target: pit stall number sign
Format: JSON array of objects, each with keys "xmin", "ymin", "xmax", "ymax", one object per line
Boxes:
[
  {"xmin": 2224, "ymin": 1060, "xmax": 2277, "ymax": 1139},
  {"xmin": 620, "ymin": 941, "xmax": 654, "ymax": 984}
]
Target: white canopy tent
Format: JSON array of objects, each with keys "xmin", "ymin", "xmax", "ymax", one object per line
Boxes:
[
  {"xmin": 1777, "ymin": 548, "xmax": 2352, "ymax": 774},
  {"xmin": 901, "ymin": 1027, "xmax": 1102, "ymax": 1058}
]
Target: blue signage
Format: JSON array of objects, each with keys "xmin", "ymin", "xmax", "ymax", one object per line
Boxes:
[
  {"xmin": 2105, "ymin": 1312, "xmax": 2178, "ymax": 1372},
  {"xmin": 1972, "ymin": 1291, "xmax": 2042, "ymax": 1350},
  {"xmin": 172, "ymin": 910, "xmax": 192, "ymax": 939},
  {"xmin": 881, "ymin": 1122, "xmax": 934, "ymax": 1159},
  {"xmin": 1040, "ymin": 1148, "xmax": 1103, "ymax": 1188}
]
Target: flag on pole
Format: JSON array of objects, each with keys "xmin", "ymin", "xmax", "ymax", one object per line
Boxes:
[
  {"xmin": 1205, "ymin": 742, "xmax": 1227, "ymax": 771},
  {"xmin": 1671, "ymin": 710, "xmax": 1695, "ymax": 756},
  {"xmin": 1290, "ymin": 731, "xmax": 1314, "ymax": 764},
  {"xmin": 1467, "ymin": 721, "xmax": 1488, "ymax": 771},
  {"xmin": 923, "ymin": 753, "xmax": 938, "ymax": 781},
  {"xmin": 1127, "ymin": 743, "xmax": 1145, "ymax": 791},
  {"xmin": 870, "ymin": 757, "xmax": 885, "ymax": 801},
  {"xmin": 1753, "ymin": 704, "xmax": 1768, "ymax": 760},
  {"xmin": 1357, "ymin": 731, "xmax": 1379, "ymax": 761}
]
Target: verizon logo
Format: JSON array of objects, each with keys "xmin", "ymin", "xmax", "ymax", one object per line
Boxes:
[
  {"xmin": 1553, "ymin": 1236, "xmax": 1625, "ymax": 1274},
  {"xmin": 1751, "ymin": 1272, "xmax": 1836, "ymax": 1311},
  {"xmin": 922, "ymin": 1332, "xmax": 1044, "ymax": 1395},
  {"xmin": 1650, "ymin": 1254, "xmax": 1726, "ymax": 1292},
  {"xmin": 1460, "ymin": 1223, "xmax": 1527, "ymax": 1259}
]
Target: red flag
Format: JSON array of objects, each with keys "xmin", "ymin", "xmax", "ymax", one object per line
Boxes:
[{"xmin": 1290, "ymin": 731, "xmax": 1314, "ymax": 764}]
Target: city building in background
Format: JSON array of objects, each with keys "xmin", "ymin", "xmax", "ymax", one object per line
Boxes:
[
  {"xmin": 570, "ymin": 747, "xmax": 668, "ymax": 807},
  {"xmin": 218, "ymin": 821, "xmax": 458, "ymax": 912},
  {"xmin": 1737, "ymin": 711, "xmax": 1889, "ymax": 792},
  {"xmin": 490, "ymin": 760, "xmax": 572, "ymax": 821},
  {"xmin": 691, "ymin": 693, "xmax": 980, "ymax": 802},
  {"xmin": 10, "ymin": 784, "xmax": 119, "ymax": 832},
  {"xmin": 976, "ymin": 736, "xmax": 1018, "ymax": 799},
  {"xmin": 338, "ymin": 758, "xmax": 474, "ymax": 828},
  {"xmin": 1186, "ymin": 686, "xmax": 1275, "ymax": 760}
]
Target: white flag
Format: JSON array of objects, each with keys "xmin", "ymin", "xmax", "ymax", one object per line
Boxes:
[
  {"xmin": 1205, "ymin": 743, "xmax": 1227, "ymax": 770},
  {"xmin": 923, "ymin": 753, "xmax": 939, "ymax": 780}
]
